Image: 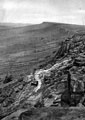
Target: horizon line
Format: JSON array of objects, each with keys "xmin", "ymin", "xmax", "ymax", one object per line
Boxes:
[{"xmin": 0, "ymin": 21, "xmax": 85, "ymax": 26}]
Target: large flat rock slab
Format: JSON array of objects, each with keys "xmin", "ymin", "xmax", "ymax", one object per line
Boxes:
[{"xmin": 17, "ymin": 107, "xmax": 85, "ymax": 120}]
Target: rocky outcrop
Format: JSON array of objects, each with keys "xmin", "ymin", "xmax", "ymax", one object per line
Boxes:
[{"xmin": 1, "ymin": 32, "xmax": 85, "ymax": 119}]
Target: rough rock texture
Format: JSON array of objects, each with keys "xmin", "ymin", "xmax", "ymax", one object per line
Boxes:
[{"xmin": 1, "ymin": 32, "xmax": 85, "ymax": 120}]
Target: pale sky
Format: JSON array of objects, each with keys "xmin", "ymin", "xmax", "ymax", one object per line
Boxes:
[{"xmin": 0, "ymin": 0, "xmax": 85, "ymax": 25}]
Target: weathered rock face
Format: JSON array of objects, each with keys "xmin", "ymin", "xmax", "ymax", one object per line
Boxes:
[{"xmin": 1, "ymin": 32, "xmax": 85, "ymax": 120}]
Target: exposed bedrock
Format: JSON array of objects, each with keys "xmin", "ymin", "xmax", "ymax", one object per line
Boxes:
[{"xmin": 1, "ymin": 32, "xmax": 85, "ymax": 119}]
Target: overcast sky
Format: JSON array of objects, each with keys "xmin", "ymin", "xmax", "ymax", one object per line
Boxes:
[{"xmin": 0, "ymin": 0, "xmax": 85, "ymax": 25}]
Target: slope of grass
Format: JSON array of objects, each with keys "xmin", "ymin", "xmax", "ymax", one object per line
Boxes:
[{"xmin": 0, "ymin": 22, "xmax": 85, "ymax": 78}]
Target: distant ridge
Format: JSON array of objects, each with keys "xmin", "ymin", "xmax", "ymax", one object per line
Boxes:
[
  {"xmin": 0, "ymin": 21, "xmax": 85, "ymax": 28},
  {"xmin": 0, "ymin": 23, "xmax": 33, "ymax": 27},
  {"xmin": 42, "ymin": 21, "xmax": 85, "ymax": 26}
]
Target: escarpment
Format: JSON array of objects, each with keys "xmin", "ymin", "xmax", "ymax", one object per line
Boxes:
[{"xmin": 1, "ymin": 32, "xmax": 85, "ymax": 120}]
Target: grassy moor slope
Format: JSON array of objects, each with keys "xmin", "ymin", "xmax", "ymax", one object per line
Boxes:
[{"xmin": 0, "ymin": 22, "xmax": 85, "ymax": 77}]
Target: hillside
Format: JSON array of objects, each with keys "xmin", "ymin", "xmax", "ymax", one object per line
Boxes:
[
  {"xmin": 0, "ymin": 23, "xmax": 85, "ymax": 120},
  {"xmin": 0, "ymin": 22, "xmax": 85, "ymax": 78}
]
